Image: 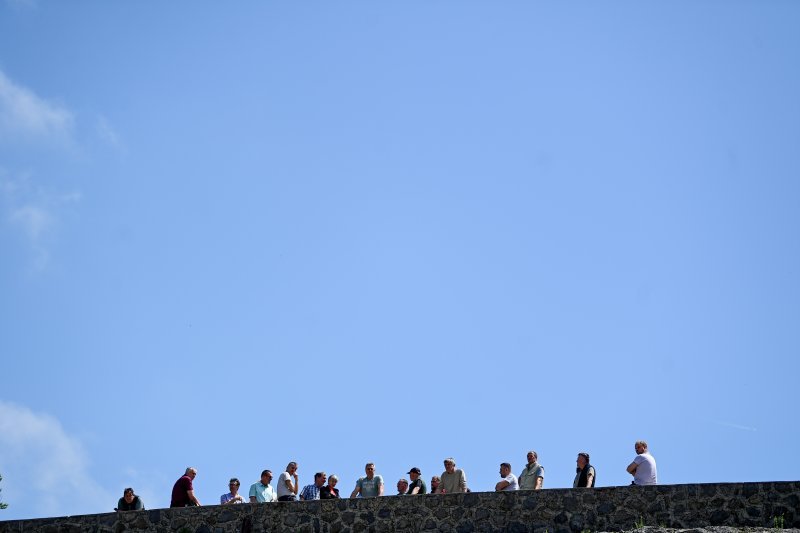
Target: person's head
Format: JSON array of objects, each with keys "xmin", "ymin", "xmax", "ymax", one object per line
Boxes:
[
  {"xmin": 287, "ymin": 462, "xmax": 298, "ymax": 474},
  {"xmin": 527, "ymin": 451, "xmax": 538, "ymax": 465},
  {"xmin": 577, "ymin": 452, "xmax": 590, "ymax": 470},
  {"xmin": 260, "ymin": 470, "xmax": 273, "ymax": 485},
  {"xmin": 407, "ymin": 467, "xmax": 421, "ymax": 481},
  {"xmin": 431, "ymin": 476, "xmax": 440, "ymax": 489},
  {"xmin": 635, "ymin": 441, "xmax": 648, "ymax": 454},
  {"xmin": 229, "ymin": 478, "xmax": 241, "ymax": 493},
  {"xmin": 397, "ymin": 478, "xmax": 409, "ymax": 494},
  {"xmin": 185, "ymin": 467, "xmax": 197, "ymax": 479},
  {"xmin": 499, "ymin": 463, "xmax": 512, "ymax": 477},
  {"xmin": 123, "ymin": 488, "xmax": 135, "ymax": 503},
  {"xmin": 328, "ymin": 474, "xmax": 338, "ymax": 488},
  {"xmin": 365, "ymin": 462, "xmax": 376, "ymax": 479},
  {"xmin": 443, "ymin": 458, "xmax": 456, "ymax": 474},
  {"xmin": 315, "ymin": 472, "xmax": 327, "ymax": 487}
]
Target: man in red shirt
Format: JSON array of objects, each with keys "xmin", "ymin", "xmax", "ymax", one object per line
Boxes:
[{"xmin": 171, "ymin": 467, "xmax": 201, "ymax": 507}]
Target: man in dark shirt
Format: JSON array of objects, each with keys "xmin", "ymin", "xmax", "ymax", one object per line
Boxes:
[
  {"xmin": 116, "ymin": 488, "xmax": 143, "ymax": 511},
  {"xmin": 171, "ymin": 467, "xmax": 201, "ymax": 507},
  {"xmin": 406, "ymin": 467, "xmax": 427, "ymax": 495}
]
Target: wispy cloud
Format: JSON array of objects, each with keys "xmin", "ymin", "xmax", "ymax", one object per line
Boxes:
[
  {"xmin": 714, "ymin": 420, "xmax": 758, "ymax": 432},
  {"xmin": 0, "ymin": 170, "xmax": 81, "ymax": 271},
  {"xmin": 0, "ymin": 69, "xmax": 92, "ymax": 270},
  {"xmin": 95, "ymin": 115, "xmax": 124, "ymax": 151},
  {"xmin": 0, "ymin": 69, "xmax": 74, "ymax": 145},
  {"xmin": 0, "ymin": 400, "xmax": 113, "ymax": 519}
]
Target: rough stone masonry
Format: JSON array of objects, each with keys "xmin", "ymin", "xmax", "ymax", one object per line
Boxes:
[{"xmin": 0, "ymin": 481, "xmax": 798, "ymax": 533}]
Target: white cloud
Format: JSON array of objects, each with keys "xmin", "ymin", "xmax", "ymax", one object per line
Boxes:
[
  {"xmin": 714, "ymin": 420, "xmax": 758, "ymax": 432},
  {"xmin": 10, "ymin": 204, "xmax": 51, "ymax": 240},
  {"xmin": 0, "ymin": 69, "xmax": 74, "ymax": 144},
  {"xmin": 0, "ymin": 401, "xmax": 113, "ymax": 519},
  {"xmin": 95, "ymin": 115, "xmax": 123, "ymax": 150},
  {"xmin": 0, "ymin": 171, "xmax": 81, "ymax": 271}
]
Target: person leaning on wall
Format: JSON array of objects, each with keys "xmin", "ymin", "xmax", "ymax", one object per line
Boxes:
[
  {"xmin": 170, "ymin": 467, "xmax": 201, "ymax": 507},
  {"xmin": 115, "ymin": 487, "xmax": 143, "ymax": 511}
]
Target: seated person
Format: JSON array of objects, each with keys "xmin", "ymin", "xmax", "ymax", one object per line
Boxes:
[{"xmin": 116, "ymin": 488, "xmax": 143, "ymax": 511}]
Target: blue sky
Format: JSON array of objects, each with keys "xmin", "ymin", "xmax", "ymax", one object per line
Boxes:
[{"xmin": 1, "ymin": 0, "xmax": 799, "ymax": 521}]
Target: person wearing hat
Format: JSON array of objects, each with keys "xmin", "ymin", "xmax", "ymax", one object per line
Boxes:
[{"xmin": 406, "ymin": 467, "xmax": 427, "ymax": 495}]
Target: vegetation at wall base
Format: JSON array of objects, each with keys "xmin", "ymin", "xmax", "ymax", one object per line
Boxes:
[{"xmin": 0, "ymin": 473, "xmax": 8, "ymax": 510}]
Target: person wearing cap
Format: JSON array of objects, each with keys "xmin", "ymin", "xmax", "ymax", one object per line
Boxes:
[
  {"xmin": 221, "ymin": 478, "xmax": 246, "ymax": 504},
  {"xmin": 437, "ymin": 457, "xmax": 467, "ymax": 494},
  {"xmin": 406, "ymin": 467, "xmax": 427, "ymax": 495}
]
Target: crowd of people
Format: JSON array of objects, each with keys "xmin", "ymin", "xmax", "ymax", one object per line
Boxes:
[{"xmin": 115, "ymin": 441, "xmax": 658, "ymax": 511}]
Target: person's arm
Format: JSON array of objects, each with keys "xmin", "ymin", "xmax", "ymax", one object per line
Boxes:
[
  {"xmin": 292, "ymin": 473, "xmax": 299, "ymax": 495},
  {"xmin": 495, "ymin": 480, "xmax": 510, "ymax": 492},
  {"xmin": 378, "ymin": 480, "xmax": 384, "ymax": 497},
  {"xmin": 627, "ymin": 461, "xmax": 638, "ymax": 475},
  {"xmin": 459, "ymin": 471, "xmax": 467, "ymax": 493},
  {"xmin": 534, "ymin": 477, "xmax": 543, "ymax": 490},
  {"xmin": 350, "ymin": 479, "xmax": 361, "ymax": 498},
  {"xmin": 586, "ymin": 469, "xmax": 595, "ymax": 488},
  {"xmin": 187, "ymin": 489, "xmax": 200, "ymax": 506},
  {"xmin": 410, "ymin": 484, "xmax": 421, "ymax": 495}
]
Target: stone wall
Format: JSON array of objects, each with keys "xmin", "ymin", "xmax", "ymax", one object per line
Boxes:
[{"xmin": 1, "ymin": 481, "xmax": 798, "ymax": 533}]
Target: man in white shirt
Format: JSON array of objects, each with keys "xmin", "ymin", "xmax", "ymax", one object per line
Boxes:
[
  {"xmin": 277, "ymin": 462, "xmax": 300, "ymax": 501},
  {"xmin": 495, "ymin": 463, "xmax": 519, "ymax": 491},
  {"xmin": 627, "ymin": 440, "xmax": 658, "ymax": 485}
]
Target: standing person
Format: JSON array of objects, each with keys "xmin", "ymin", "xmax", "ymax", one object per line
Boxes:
[
  {"xmin": 350, "ymin": 462, "xmax": 384, "ymax": 498},
  {"xmin": 300, "ymin": 472, "xmax": 327, "ymax": 501},
  {"xmin": 406, "ymin": 467, "xmax": 427, "ymax": 495},
  {"xmin": 518, "ymin": 451, "xmax": 545, "ymax": 490},
  {"xmin": 396, "ymin": 478, "xmax": 409, "ymax": 495},
  {"xmin": 170, "ymin": 467, "xmax": 201, "ymax": 507},
  {"xmin": 627, "ymin": 441, "xmax": 658, "ymax": 485},
  {"xmin": 320, "ymin": 474, "xmax": 340, "ymax": 499},
  {"xmin": 116, "ymin": 488, "xmax": 143, "ymax": 511},
  {"xmin": 221, "ymin": 478, "xmax": 246, "ymax": 504},
  {"xmin": 437, "ymin": 458, "xmax": 467, "ymax": 494},
  {"xmin": 278, "ymin": 462, "xmax": 300, "ymax": 501},
  {"xmin": 430, "ymin": 476, "xmax": 441, "ymax": 494},
  {"xmin": 495, "ymin": 463, "xmax": 518, "ymax": 491},
  {"xmin": 249, "ymin": 470, "xmax": 277, "ymax": 503},
  {"xmin": 574, "ymin": 453, "xmax": 596, "ymax": 488}
]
